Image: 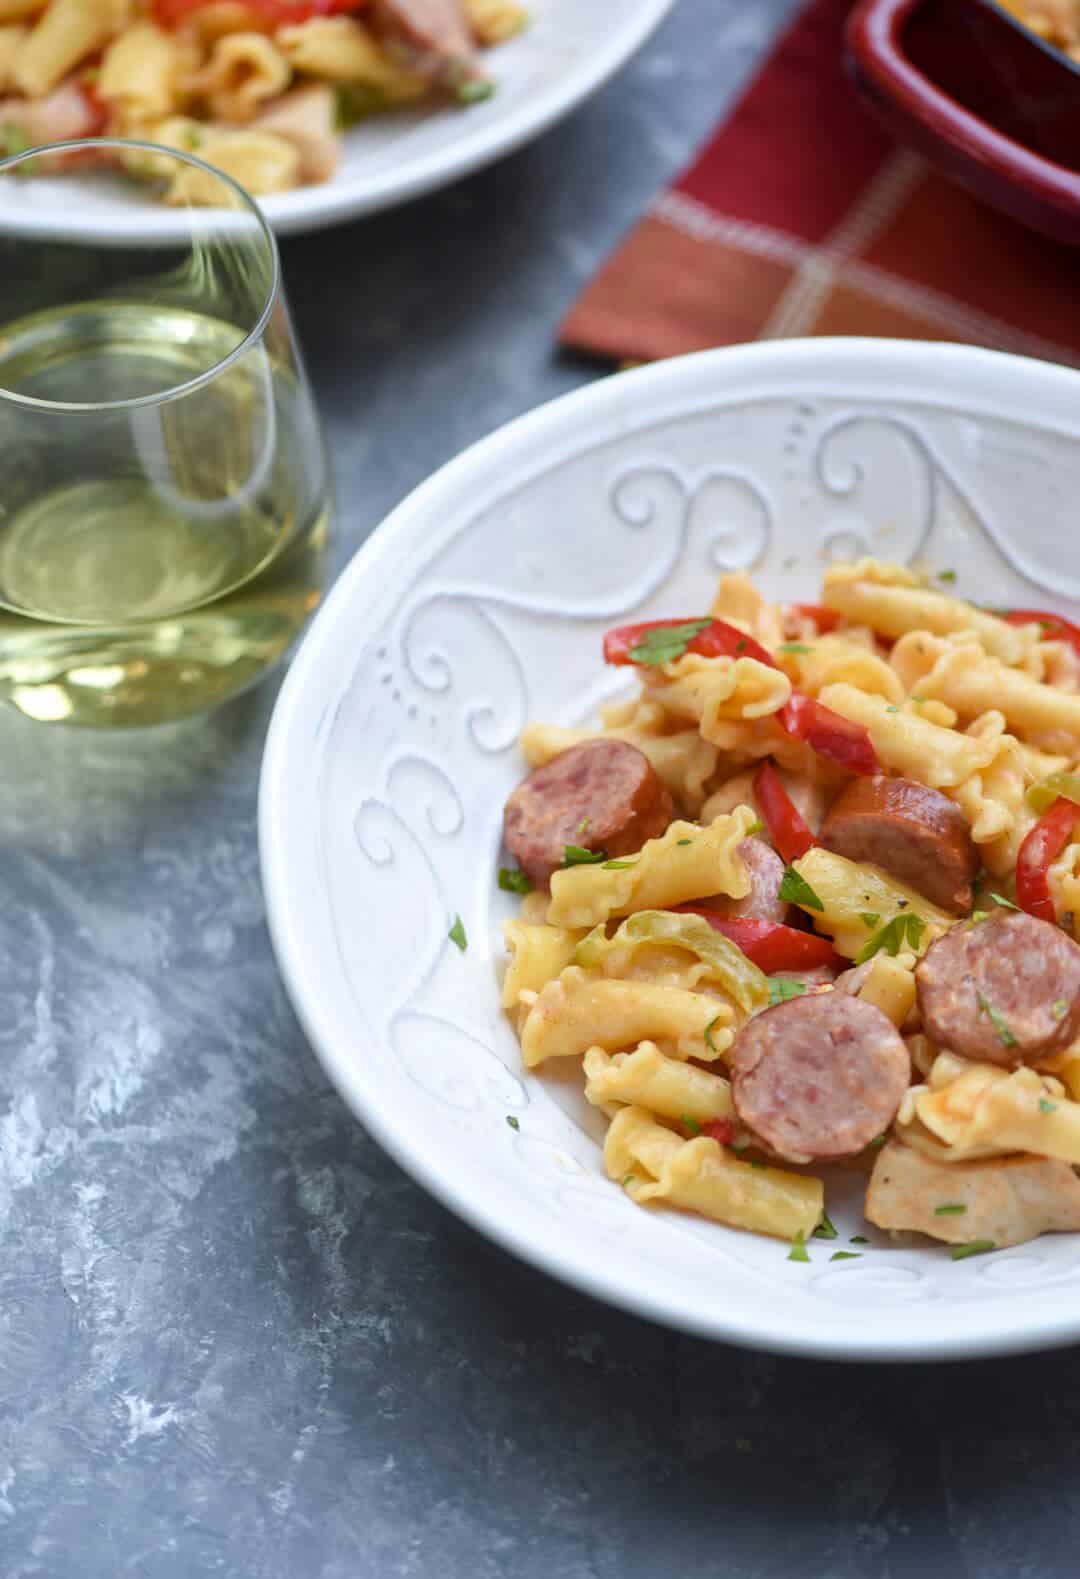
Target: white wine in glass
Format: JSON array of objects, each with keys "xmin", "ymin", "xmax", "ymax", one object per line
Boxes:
[{"xmin": 0, "ymin": 140, "xmax": 331, "ymax": 726}]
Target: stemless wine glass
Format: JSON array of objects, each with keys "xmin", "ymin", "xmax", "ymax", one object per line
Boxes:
[{"xmin": 0, "ymin": 139, "xmax": 331, "ymax": 726}]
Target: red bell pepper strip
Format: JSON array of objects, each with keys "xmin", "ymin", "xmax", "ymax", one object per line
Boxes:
[
  {"xmin": 779, "ymin": 692, "xmax": 879, "ymax": 776},
  {"xmin": 672, "ymin": 908, "xmax": 844, "ymax": 974},
  {"xmin": 603, "ymin": 615, "xmax": 878, "ymax": 774},
  {"xmin": 787, "ymin": 601, "xmax": 842, "ymax": 633},
  {"xmin": 602, "ymin": 616, "xmax": 776, "ymax": 670},
  {"xmin": 154, "ymin": 0, "xmax": 363, "ymax": 27},
  {"xmin": 753, "ymin": 760, "xmax": 815, "ymax": 864},
  {"xmin": 1015, "ymin": 798, "xmax": 1078, "ymax": 923},
  {"xmin": 1001, "ymin": 609, "xmax": 1080, "ymax": 658},
  {"xmin": 702, "ymin": 1118, "xmax": 736, "ymax": 1146}
]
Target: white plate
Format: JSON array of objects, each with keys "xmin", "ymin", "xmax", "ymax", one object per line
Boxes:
[
  {"xmin": 0, "ymin": 0, "xmax": 674, "ymax": 243},
  {"xmin": 260, "ymin": 338, "xmax": 1080, "ymax": 1361}
]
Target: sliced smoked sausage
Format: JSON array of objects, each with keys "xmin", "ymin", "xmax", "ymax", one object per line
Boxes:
[
  {"xmin": 915, "ymin": 910, "xmax": 1080, "ymax": 1066},
  {"xmin": 713, "ymin": 838, "xmax": 787, "ymax": 924},
  {"xmin": 731, "ymin": 994, "xmax": 911, "ymax": 1163},
  {"xmin": 820, "ymin": 775, "xmax": 977, "ymax": 914},
  {"xmin": 503, "ymin": 740, "xmax": 674, "ymax": 887},
  {"xmin": 373, "ymin": 0, "xmax": 476, "ymax": 79}
]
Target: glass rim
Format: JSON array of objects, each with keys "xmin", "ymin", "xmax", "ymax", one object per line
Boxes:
[{"xmin": 0, "ymin": 136, "xmax": 281, "ymax": 415}]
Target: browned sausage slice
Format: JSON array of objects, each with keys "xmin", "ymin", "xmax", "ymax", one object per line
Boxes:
[
  {"xmin": 731, "ymin": 994, "xmax": 911, "ymax": 1163},
  {"xmin": 503, "ymin": 740, "xmax": 674, "ymax": 887},
  {"xmin": 713, "ymin": 838, "xmax": 787, "ymax": 924},
  {"xmin": 820, "ymin": 775, "xmax": 977, "ymax": 914},
  {"xmin": 915, "ymin": 911, "xmax": 1080, "ymax": 1066},
  {"xmin": 372, "ymin": 0, "xmax": 477, "ymax": 81}
]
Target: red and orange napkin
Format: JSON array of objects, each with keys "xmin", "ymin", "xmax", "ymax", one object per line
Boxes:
[{"xmin": 561, "ymin": 0, "xmax": 1080, "ymax": 367}]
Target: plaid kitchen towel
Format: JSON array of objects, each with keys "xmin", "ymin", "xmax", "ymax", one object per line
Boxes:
[{"xmin": 560, "ymin": 0, "xmax": 1080, "ymax": 366}]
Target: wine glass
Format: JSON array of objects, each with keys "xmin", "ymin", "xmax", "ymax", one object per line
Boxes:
[{"xmin": 0, "ymin": 138, "xmax": 332, "ymax": 726}]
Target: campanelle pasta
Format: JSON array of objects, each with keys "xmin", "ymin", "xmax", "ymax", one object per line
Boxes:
[
  {"xmin": 546, "ymin": 811, "xmax": 757, "ymax": 931},
  {"xmin": 497, "ymin": 559, "xmax": 1080, "ymax": 1259},
  {"xmin": 0, "ymin": 0, "xmax": 528, "ymax": 198}
]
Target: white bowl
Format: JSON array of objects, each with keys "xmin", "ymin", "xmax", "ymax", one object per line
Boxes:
[
  {"xmin": 260, "ymin": 338, "xmax": 1080, "ymax": 1361},
  {"xmin": 0, "ymin": 0, "xmax": 674, "ymax": 243}
]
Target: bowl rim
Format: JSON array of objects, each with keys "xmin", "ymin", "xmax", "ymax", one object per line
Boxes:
[{"xmin": 260, "ymin": 336, "xmax": 1080, "ymax": 1361}]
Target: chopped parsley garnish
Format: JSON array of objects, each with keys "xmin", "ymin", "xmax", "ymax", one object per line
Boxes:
[
  {"xmin": 850, "ymin": 1235, "xmax": 868, "ymax": 1244},
  {"xmin": 577, "ymin": 816, "xmax": 590, "ymax": 837},
  {"xmin": 735, "ymin": 639, "xmax": 748, "ymax": 655},
  {"xmin": 934, "ymin": 1203, "xmax": 966, "ymax": 1216},
  {"xmin": 968, "ymin": 910, "xmax": 990, "ymax": 927},
  {"xmin": 628, "ymin": 618, "xmax": 712, "ymax": 667},
  {"xmin": 787, "ymin": 1232, "xmax": 810, "ymax": 1263},
  {"xmin": 911, "ymin": 695, "xmax": 926, "ymax": 704},
  {"xmin": 990, "ymin": 892, "xmax": 1020, "ymax": 911},
  {"xmin": 335, "ymin": 82, "xmax": 391, "ymax": 125},
  {"xmin": 976, "ymin": 990, "xmax": 1017, "ymax": 1048},
  {"xmin": 813, "ymin": 1212, "xmax": 838, "ymax": 1240},
  {"xmin": 681, "ymin": 1114, "xmax": 702, "ymax": 1135},
  {"xmin": 498, "ymin": 866, "xmax": 533, "ymax": 895},
  {"xmin": 456, "ymin": 75, "xmax": 495, "ymax": 104},
  {"xmin": 860, "ymin": 912, "xmax": 880, "ymax": 929},
  {"xmin": 448, "ymin": 914, "xmax": 467, "ymax": 952},
  {"xmin": 950, "ymin": 1240, "xmax": 995, "ymax": 1261},
  {"xmin": 937, "ymin": 569, "xmax": 957, "ymax": 585},
  {"xmin": 602, "ymin": 857, "xmax": 638, "ymax": 870},
  {"xmin": 676, "ymin": 838, "xmax": 693, "ymax": 847},
  {"xmin": 0, "ymin": 123, "xmax": 29, "ymax": 159},
  {"xmin": 778, "ymin": 865, "xmax": 825, "ymax": 912},
  {"xmin": 562, "ymin": 844, "xmax": 607, "ymax": 867},
  {"xmin": 779, "ymin": 642, "xmax": 813, "ymax": 654},
  {"xmin": 505, "ymin": 1115, "xmax": 520, "ymax": 1131},
  {"xmin": 704, "ymin": 1015, "xmax": 722, "ymax": 1056},
  {"xmin": 750, "ymin": 1159, "xmax": 767, "ymax": 1169},
  {"xmin": 1039, "ymin": 1098, "xmax": 1058, "ymax": 1114},
  {"xmin": 830, "ymin": 1251, "xmax": 861, "ymax": 1262},
  {"xmin": 768, "ymin": 976, "xmax": 807, "ymax": 1007},
  {"xmin": 855, "ymin": 911, "xmax": 926, "ymax": 965},
  {"xmin": 1053, "ymin": 999, "xmax": 1069, "ymax": 1019},
  {"xmin": 868, "ymin": 1136, "xmax": 887, "ymax": 1149},
  {"xmin": 622, "ymin": 1173, "xmax": 635, "ymax": 1188},
  {"xmin": 885, "ymin": 705, "xmax": 900, "ymax": 713},
  {"xmin": 745, "ymin": 818, "xmax": 765, "ymax": 836}
]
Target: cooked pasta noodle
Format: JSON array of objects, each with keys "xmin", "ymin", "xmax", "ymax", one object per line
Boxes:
[
  {"xmin": 12, "ymin": 0, "xmax": 129, "ymax": 96},
  {"xmin": 605, "ymin": 1107, "xmax": 824, "ymax": 1241},
  {"xmin": 583, "ymin": 1043, "xmax": 735, "ymax": 1125},
  {"xmin": 0, "ymin": 20, "xmax": 26, "ymax": 83},
  {"xmin": 790, "ymin": 847, "xmax": 952, "ymax": 959},
  {"xmin": 546, "ymin": 810, "xmax": 756, "ymax": 931},
  {"xmin": 98, "ymin": 19, "xmax": 183, "ymax": 118}
]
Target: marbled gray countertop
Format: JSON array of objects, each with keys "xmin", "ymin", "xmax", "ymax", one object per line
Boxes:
[{"xmin": 4, "ymin": 2, "xmax": 1080, "ymax": 1574}]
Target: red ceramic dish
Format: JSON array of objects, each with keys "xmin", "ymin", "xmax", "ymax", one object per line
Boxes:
[{"xmin": 846, "ymin": 0, "xmax": 1080, "ymax": 243}]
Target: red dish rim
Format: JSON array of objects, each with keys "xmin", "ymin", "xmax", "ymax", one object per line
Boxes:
[{"xmin": 846, "ymin": 0, "xmax": 1080, "ymax": 243}]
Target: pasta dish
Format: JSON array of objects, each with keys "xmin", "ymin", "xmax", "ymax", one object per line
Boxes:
[
  {"xmin": 1000, "ymin": 0, "xmax": 1080, "ymax": 59},
  {"xmin": 0, "ymin": 0, "xmax": 526, "ymax": 198},
  {"xmin": 499, "ymin": 560, "xmax": 1080, "ymax": 1261}
]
